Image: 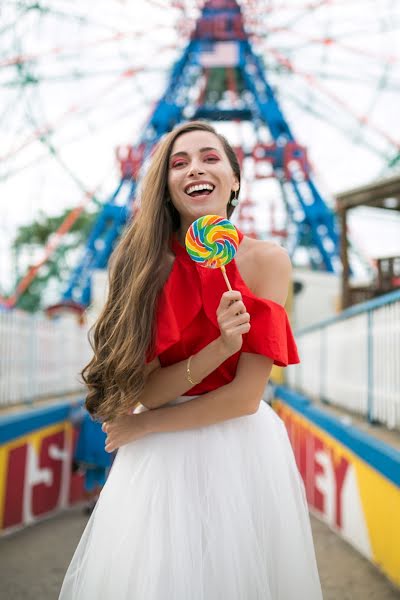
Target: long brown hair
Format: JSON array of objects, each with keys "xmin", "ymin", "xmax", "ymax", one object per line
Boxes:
[{"xmin": 82, "ymin": 120, "xmax": 241, "ymax": 421}]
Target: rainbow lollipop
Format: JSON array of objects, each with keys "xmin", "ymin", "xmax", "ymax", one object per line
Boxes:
[{"xmin": 185, "ymin": 215, "xmax": 239, "ymax": 290}]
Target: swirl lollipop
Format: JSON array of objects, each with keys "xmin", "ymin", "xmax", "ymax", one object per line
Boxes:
[{"xmin": 185, "ymin": 215, "xmax": 239, "ymax": 290}]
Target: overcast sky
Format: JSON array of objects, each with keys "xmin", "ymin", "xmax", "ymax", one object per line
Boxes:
[{"xmin": 1, "ymin": 0, "xmax": 399, "ymax": 291}]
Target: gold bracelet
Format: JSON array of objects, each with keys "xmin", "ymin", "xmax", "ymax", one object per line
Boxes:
[{"xmin": 186, "ymin": 354, "xmax": 201, "ymax": 386}]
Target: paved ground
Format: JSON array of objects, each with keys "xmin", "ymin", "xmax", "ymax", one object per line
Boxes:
[
  {"xmin": 311, "ymin": 515, "xmax": 400, "ymax": 600},
  {"xmin": 0, "ymin": 507, "xmax": 398, "ymax": 599}
]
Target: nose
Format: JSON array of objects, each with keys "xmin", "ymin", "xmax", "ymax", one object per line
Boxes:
[{"xmin": 188, "ymin": 159, "xmax": 205, "ymax": 177}]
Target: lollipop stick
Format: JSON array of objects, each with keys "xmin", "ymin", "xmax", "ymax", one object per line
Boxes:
[{"xmin": 220, "ymin": 266, "xmax": 232, "ymax": 291}]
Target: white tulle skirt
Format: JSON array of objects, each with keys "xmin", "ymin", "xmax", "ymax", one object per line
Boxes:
[{"xmin": 59, "ymin": 396, "xmax": 323, "ymax": 600}]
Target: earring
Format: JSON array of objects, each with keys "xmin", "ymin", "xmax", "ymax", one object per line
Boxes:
[{"xmin": 230, "ymin": 190, "xmax": 239, "ymax": 206}]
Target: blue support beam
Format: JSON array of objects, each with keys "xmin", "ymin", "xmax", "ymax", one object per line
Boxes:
[{"xmin": 62, "ymin": 0, "xmax": 342, "ymax": 308}]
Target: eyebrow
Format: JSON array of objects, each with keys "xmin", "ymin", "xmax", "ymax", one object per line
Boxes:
[{"xmin": 170, "ymin": 146, "xmax": 221, "ymax": 159}]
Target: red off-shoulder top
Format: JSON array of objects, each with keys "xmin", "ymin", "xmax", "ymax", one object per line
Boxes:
[{"xmin": 146, "ymin": 227, "xmax": 300, "ymax": 395}]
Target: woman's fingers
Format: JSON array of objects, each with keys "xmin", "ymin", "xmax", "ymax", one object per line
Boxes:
[
  {"xmin": 219, "ymin": 290, "xmax": 242, "ymax": 309},
  {"xmin": 103, "ymin": 415, "xmax": 145, "ymax": 452},
  {"xmin": 218, "ymin": 300, "xmax": 247, "ymax": 323},
  {"xmin": 216, "ymin": 288, "xmax": 251, "ymax": 355},
  {"xmin": 225, "ymin": 321, "xmax": 251, "ymax": 335},
  {"xmin": 224, "ymin": 311, "xmax": 250, "ymax": 329},
  {"xmin": 236, "ymin": 322, "xmax": 251, "ymax": 333},
  {"xmin": 105, "ymin": 433, "xmax": 116, "ymax": 452},
  {"xmin": 104, "ymin": 424, "xmax": 127, "ymax": 452},
  {"xmin": 227, "ymin": 300, "xmax": 246, "ymax": 315},
  {"xmin": 103, "ymin": 420, "xmax": 117, "ymax": 451}
]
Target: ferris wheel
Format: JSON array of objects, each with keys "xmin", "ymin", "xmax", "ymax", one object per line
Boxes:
[{"xmin": 1, "ymin": 0, "xmax": 399, "ymax": 306}]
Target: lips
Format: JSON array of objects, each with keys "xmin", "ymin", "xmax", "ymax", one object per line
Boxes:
[{"xmin": 184, "ymin": 181, "xmax": 215, "ymax": 196}]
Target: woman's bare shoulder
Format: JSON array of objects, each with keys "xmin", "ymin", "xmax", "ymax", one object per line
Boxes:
[
  {"xmin": 240, "ymin": 234, "xmax": 283, "ymax": 255},
  {"xmin": 238, "ymin": 234, "xmax": 289, "ymax": 268},
  {"xmin": 239, "ymin": 235, "xmax": 292, "ymax": 304}
]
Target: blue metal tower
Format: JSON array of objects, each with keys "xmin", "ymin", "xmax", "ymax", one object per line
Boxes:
[{"xmin": 62, "ymin": 0, "xmax": 341, "ymax": 308}]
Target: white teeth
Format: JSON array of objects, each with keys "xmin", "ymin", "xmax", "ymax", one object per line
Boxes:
[{"xmin": 186, "ymin": 183, "xmax": 214, "ymax": 195}]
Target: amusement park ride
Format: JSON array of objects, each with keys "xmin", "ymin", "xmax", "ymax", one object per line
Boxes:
[
  {"xmin": 2, "ymin": 0, "xmax": 399, "ymax": 314},
  {"xmin": 64, "ymin": 0, "xmax": 341, "ymax": 310}
]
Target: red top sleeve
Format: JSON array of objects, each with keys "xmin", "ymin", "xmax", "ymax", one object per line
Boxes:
[
  {"xmin": 146, "ymin": 229, "xmax": 300, "ymax": 393},
  {"xmin": 240, "ymin": 295, "xmax": 300, "ymax": 367}
]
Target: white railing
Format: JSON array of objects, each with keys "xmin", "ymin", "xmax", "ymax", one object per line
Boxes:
[
  {"xmin": 0, "ymin": 310, "xmax": 91, "ymax": 408},
  {"xmin": 287, "ymin": 289, "xmax": 400, "ymax": 430}
]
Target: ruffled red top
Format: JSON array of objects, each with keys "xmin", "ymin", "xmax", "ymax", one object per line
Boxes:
[{"xmin": 146, "ymin": 228, "xmax": 300, "ymax": 395}]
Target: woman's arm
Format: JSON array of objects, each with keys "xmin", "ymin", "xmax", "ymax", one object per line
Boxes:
[
  {"xmin": 140, "ymin": 336, "xmax": 230, "ymax": 410},
  {"xmin": 141, "ymin": 243, "xmax": 291, "ymax": 432},
  {"xmin": 104, "ymin": 352, "xmax": 274, "ymax": 452},
  {"xmin": 143, "ymin": 351, "xmax": 273, "ymax": 431},
  {"xmin": 104, "ymin": 244, "xmax": 291, "ymax": 451},
  {"xmin": 139, "ymin": 288, "xmax": 251, "ymax": 410}
]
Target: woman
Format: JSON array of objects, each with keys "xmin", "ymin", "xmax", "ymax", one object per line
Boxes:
[{"xmin": 59, "ymin": 121, "xmax": 323, "ymax": 599}]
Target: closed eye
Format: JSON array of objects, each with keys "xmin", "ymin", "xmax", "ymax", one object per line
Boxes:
[{"xmin": 171, "ymin": 159, "xmax": 187, "ymax": 168}]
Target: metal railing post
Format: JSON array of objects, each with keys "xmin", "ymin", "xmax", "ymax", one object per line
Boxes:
[{"xmin": 367, "ymin": 310, "xmax": 374, "ymax": 423}]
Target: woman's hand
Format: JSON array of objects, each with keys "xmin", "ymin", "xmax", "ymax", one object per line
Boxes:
[
  {"xmin": 102, "ymin": 414, "xmax": 147, "ymax": 452},
  {"xmin": 216, "ymin": 290, "xmax": 250, "ymax": 356}
]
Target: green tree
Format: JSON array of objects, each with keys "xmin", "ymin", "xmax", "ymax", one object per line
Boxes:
[{"xmin": 10, "ymin": 207, "xmax": 100, "ymax": 313}]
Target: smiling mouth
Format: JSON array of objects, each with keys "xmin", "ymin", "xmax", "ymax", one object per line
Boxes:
[{"xmin": 185, "ymin": 183, "xmax": 215, "ymax": 197}]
